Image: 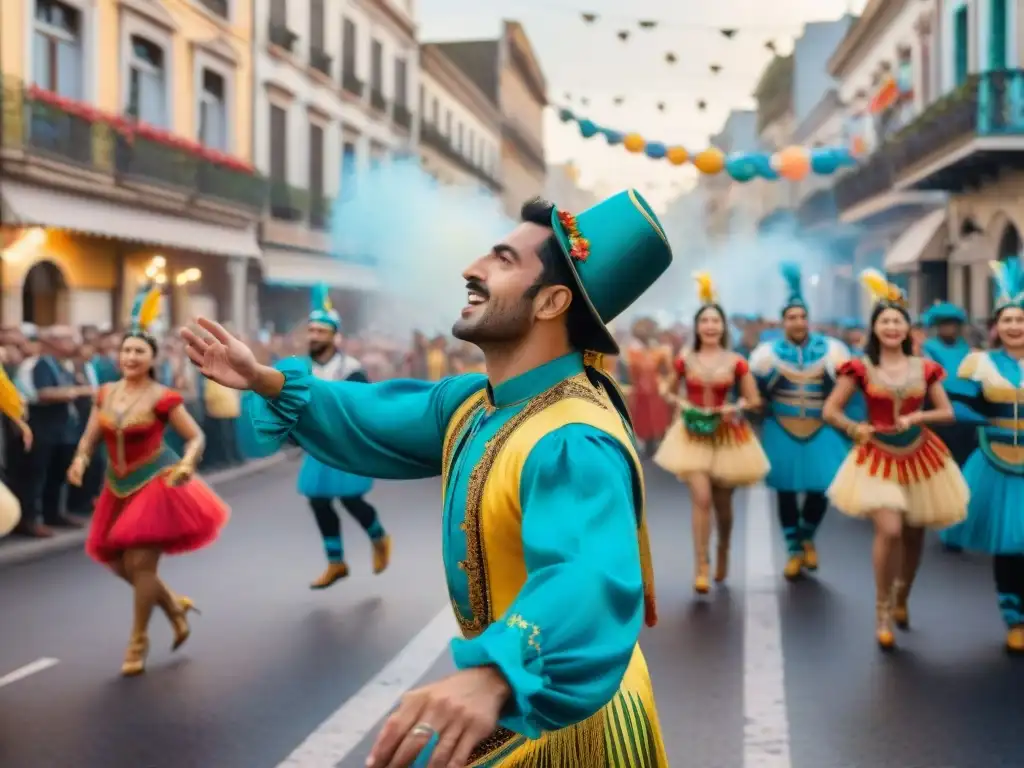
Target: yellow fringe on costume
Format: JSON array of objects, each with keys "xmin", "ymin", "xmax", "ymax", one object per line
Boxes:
[
  {"xmin": 468, "ymin": 647, "xmax": 669, "ymax": 767},
  {"xmin": 827, "ymin": 429, "xmax": 968, "ymax": 529},
  {"xmin": 654, "ymin": 416, "xmax": 770, "ymax": 487}
]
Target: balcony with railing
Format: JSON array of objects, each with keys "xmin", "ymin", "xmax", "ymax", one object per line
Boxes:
[
  {"xmin": 309, "ymin": 194, "xmax": 333, "ymax": 230},
  {"xmin": 310, "ymin": 47, "xmax": 332, "ymax": 78},
  {"xmin": 269, "ymin": 181, "xmax": 308, "ymax": 222},
  {"xmin": 342, "ymin": 70, "xmax": 364, "ymax": 97},
  {"xmin": 1, "ymin": 76, "xmax": 267, "ymax": 216},
  {"xmin": 268, "ymin": 22, "xmax": 298, "ymax": 53},
  {"xmin": 885, "ymin": 70, "xmax": 1024, "ymax": 191},
  {"xmin": 394, "ymin": 104, "xmax": 412, "ymax": 131},
  {"xmin": 370, "ymin": 88, "xmax": 388, "ymax": 113},
  {"xmin": 420, "ymin": 121, "xmax": 502, "ymax": 193},
  {"xmin": 833, "ymin": 151, "xmax": 896, "ymax": 213}
]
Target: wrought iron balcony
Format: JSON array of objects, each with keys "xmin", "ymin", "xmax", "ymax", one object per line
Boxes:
[
  {"xmin": 885, "ymin": 70, "xmax": 1024, "ymax": 192},
  {"xmin": 342, "ymin": 70, "xmax": 363, "ymax": 97},
  {"xmin": 394, "ymin": 104, "xmax": 412, "ymax": 130},
  {"xmin": 420, "ymin": 121, "xmax": 502, "ymax": 193},
  {"xmin": 269, "ymin": 181, "xmax": 309, "ymax": 222},
  {"xmin": 269, "ymin": 22, "xmax": 298, "ymax": 53},
  {"xmin": 370, "ymin": 88, "xmax": 387, "ymax": 113},
  {"xmin": 1, "ymin": 76, "xmax": 267, "ymax": 213},
  {"xmin": 310, "ymin": 47, "xmax": 332, "ymax": 77},
  {"xmin": 833, "ymin": 151, "xmax": 896, "ymax": 213},
  {"xmin": 309, "ymin": 193, "xmax": 332, "ymax": 230}
]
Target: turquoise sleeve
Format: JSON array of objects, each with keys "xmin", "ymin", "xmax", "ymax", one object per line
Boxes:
[
  {"xmin": 239, "ymin": 357, "xmax": 487, "ymax": 479},
  {"xmin": 449, "ymin": 424, "xmax": 643, "ymax": 738}
]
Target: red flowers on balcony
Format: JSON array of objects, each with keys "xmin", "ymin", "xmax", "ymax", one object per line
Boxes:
[{"xmin": 25, "ymin": 84, "xmax": 255, "ymax": 174}]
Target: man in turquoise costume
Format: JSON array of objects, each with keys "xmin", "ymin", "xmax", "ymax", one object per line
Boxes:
[
  {"xmin": 921, "ymin": 302, "xmax": 981, "ymax": 554},
  {"xmin": 749, "ymin": 264, "xmax": 850, "ymax": 580},
  {"xmin": 301, "ymin": 285, "xmax": 391, "ymax": 588},
  {"xmin": 182, "ymin": 192, "xmax": 671, "ymax": 767}
]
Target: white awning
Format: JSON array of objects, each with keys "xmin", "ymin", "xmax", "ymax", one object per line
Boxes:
[
  {"xmin": 884, "ymin": 209, "xmax": 947, "ymax": 274},
  {"xmin": 260, "ymin": 248, "xmax": 379, "ymax": 291},
  {"xmin": 1, "ymin": 180, "xmax": 261, "ymax": 259}
]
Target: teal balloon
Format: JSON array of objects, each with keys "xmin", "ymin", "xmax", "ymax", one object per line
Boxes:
[
  {"xmin": 810, "ymin": 149, "xmax": 839, "ymax": 175},
  {"xmin": 748, "ymin": 153, "xmax": 778, "ymax": 180},
  {"xmin": 578, "ymin": 119, "xmax": 599, "ymax": 138},
  {"xmin": 558, "ymin": 108, "xmax": 575, "ymax": 122},
  {"xmin": 833, "ymin": 147, "xmax": 856, "ymax": 167},
  {"xmin": 602, "ymin": 129, "xmax": 623, "ymax": 145},
  {"xmin": 725, "ymin": 154, "xmax": 756, "ymax": 183},
  {"xmin": 644, "ymin": 141, "xmax": 667, "ymax": 159}
]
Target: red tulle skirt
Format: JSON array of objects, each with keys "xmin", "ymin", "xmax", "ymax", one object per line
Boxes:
[{"xmin": 85, "ymin": 474, "xmax": 230, "ymax": 564}]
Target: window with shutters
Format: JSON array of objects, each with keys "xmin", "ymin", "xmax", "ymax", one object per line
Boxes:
[
  {"xmin": 309, "ymin": 122, "xmax": 326, "ymax": 228},
  {"xmin": 270, "ymin": 104, "xmax": 287, "ymax": 181}
]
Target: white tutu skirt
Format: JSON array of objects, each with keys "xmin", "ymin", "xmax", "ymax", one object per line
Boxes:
[
  {"xmin": 827, "ymin": 428, "xmax": 969, "ymax": 529},
  {"xmin": 0, "ymin": 480, "xmax": 21, "ymax": 537},
  {"xmin": 654, "ymin": 417, "xmax": 770, "ymax": 487}
]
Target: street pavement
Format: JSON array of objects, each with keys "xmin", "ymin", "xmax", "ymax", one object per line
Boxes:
[{"xmin": 0, "ymin": 458, "xmax": 1021, "ymax": 768}]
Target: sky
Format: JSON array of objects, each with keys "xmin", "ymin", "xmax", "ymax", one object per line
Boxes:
[{"xmin": 418, "ymin": 0, "xmax": 869, "ymax": 210}]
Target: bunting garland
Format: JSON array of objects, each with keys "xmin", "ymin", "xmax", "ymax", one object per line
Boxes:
[{"xmin": 556, "ymin": 107, "xmax": 859, "ymax": 181}]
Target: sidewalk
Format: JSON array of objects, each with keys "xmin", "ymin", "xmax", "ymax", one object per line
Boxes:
[{"xmin": 0, "ymin": 450, "xmax": 298, "ymax": 569}]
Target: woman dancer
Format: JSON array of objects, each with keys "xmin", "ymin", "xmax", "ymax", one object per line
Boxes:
[
  {"xmin": 68, "ymin": 286, "xmax": 230, "ymax": 676},
  {"xmin": 822, "ymin": 270, "xmax": 968, "ymax": 650},
  {"xmin": 0, "ymin": 367, "xmax": 32, "ymax": 537},
  {"xmin": 654, "ymin": 273, "xmax": 769, "ymax": 594},
  {"xmin": 944, "ymin": 260, "xmax": 1024, "ymax": 653}
]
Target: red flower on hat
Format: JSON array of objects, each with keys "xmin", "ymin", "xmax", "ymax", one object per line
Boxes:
[{"xmin": 557, "ymin": 210, "xmax": 590, "ymax": 262}]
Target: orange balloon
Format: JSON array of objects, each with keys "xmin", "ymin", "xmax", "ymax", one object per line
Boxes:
[
  {"xmin": 666, "ymin": 146, "xmax": 689, "ymax": 165},
  {"xmin": 693, "ymin": 148, "xmax": 725, "ymax": 174},
  {"xmin": 623, "ymin": 133, "xmax": 646, "ymax": 153},
  {"xmin": 775, "ymin": 146, "xmax": 811, "ymax": 181}
]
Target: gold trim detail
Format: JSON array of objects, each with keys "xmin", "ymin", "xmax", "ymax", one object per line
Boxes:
[{"xmin": 441, "ymin": 389, "xmax": 488, "ymax": 493}]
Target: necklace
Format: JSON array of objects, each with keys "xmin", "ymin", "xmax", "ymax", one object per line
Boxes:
[{"xmin": 109, "ymin": 381, "xmax": 152, "ymax": 425}]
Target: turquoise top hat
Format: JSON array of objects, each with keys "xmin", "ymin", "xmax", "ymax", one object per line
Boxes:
[
  {"xmin": 779, "ymin": 261, "xmax": 807, "ymax": 314},
  {"xmin": 308, "ymin": 283, "xmax": 341, "ymax": 331},
  {"xmin": 991, "ymin": 257, "xmax": 1024, "ymax": 314},
  {"xmin": 922, "ymin": 301, "xmax": 967, "ymax": 327},
  {"xmin": 550, "ymin": 189, "xmax": 673, "ymax": 354}
]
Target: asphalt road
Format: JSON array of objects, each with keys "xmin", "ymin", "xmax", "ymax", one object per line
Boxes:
[{"xmin": 0, "ymin": 458, "xmax": 1021, "ymax": 768}]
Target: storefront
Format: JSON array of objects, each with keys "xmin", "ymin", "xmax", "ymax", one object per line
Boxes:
[{"xmin": 0, "ymin": 180, "xmax": 260, "ymax": 331}]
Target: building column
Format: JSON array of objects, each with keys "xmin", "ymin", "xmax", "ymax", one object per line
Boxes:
[{"xmin": 227, "ymin": 256, "xmax": 248, "ymax": 336}]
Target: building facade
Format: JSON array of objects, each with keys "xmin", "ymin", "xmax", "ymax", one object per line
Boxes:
[
  {"xmin": 433, "ymin": 21, "xmax": 547, "ymax": 218},
  {"xmin": 418, "ymin": 43, "xmax": 502, "ymax": 194},
  {"xmin": 251, "ymin": 0, "xmax": 418, "ymax": 333},
  {"xmin": 700, "ymin": 109, "xmax": 759, "ymax": 241},
  {"xmin": 1, "ymin": 0, "xmax": 264, "ymax": 330},
  {"xmin": 828, "ymin": 0, "xmax": 951, "ymax": 316}
]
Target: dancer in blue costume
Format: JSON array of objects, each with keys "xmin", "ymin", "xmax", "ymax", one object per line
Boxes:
[
  {"xmin": 298, "ymin": 285, "xmax": 390, "ymax": 589},
  {"xmin": 749, "ymin": 263, "xmax": 850, "ymax": 580},
  {"xmin": 920, "ymin": 302, "xmax": 982, "ymax": 554},
  {"xmin": 183, "ymin": 192, "xmax": 671, "ymax": 767},
  {"xmin": 945, "ymin": 260, "xmax": 1024, "ymax": 654}
]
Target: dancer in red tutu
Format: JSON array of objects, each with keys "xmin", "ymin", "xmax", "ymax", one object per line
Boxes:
[{"xmin": 68, "ymin": 285, "xmax": 229, "ymax": 676}]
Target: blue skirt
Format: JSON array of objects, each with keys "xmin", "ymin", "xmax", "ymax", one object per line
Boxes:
[
  {"xmin": 297, "ymin": 455, "xmax": 373, "ymax": 499},
  {"xmin": 762, "ymin": 418, "xmax": 849, "ymax": 493},
  {"xmin": 942, "ymin": 451, "xmax": 1024, "ymax": 554}
]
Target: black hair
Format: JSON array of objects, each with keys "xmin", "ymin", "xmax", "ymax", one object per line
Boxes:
[
  {"xmin": 519, "ymin": 197, "xmax": 594, "ymax": 352},
  {"xmin": 863, "ymin": 302, "xmax": 913, "ymax": 364},
  {"xmin": 781, "ymin": 304, "xmax": 808, "ymax": 321},
  {"xmin": 692, "ymin": 304, "xmax": 730, "ymax": 351},
  {"xmin": 121, "ymin": 329, "xmax": 160, "ymax": 379}
]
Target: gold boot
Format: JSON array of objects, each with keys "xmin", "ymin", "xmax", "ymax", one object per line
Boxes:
[
  {"xmin": 121, "ymin": 635, "xmax": 149, "ymax": 677},
  {"xmin": 876, "ymin": 600, "xmax": 896, "ymax": 651},
  {"xmin": 891, "ymin": 579, "xmax": 910, "ymax": 630},
  {"xmin": 714, "ymin": 541, "xmax": 729, "ymax": 583},
  {"xmin": 171, "ymin": 597, "xmax": 201, "ymax": 652},
  {"xmin": 372, "ymin": 535, "xmax": 392, "ymax": 575},
  {"xmin": 310, "ymin": 562, "xmax": 349, "ymax": 590},
  {"xmin": 802, "ymin": 541, "xmax": 819, "ymax": 571},
  {"xmin": 1006, "ymin": 626, "xmax": 1024, "ymax": 655},
  {"xmin": 783, "ymin": 553, "xmax": 805, "ymax": 581}
]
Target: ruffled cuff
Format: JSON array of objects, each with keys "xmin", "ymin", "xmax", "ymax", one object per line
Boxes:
[
  {"xmin": 450, "ymin": 622, "xmax": 547, "ymax": 739},
  {"xmin": 238, "ymin": 358, "xmax": 313, "ymax": 458}
]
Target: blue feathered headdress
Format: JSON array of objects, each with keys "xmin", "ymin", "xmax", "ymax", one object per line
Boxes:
[
  {"xmin": 128, "ymin": 283, "xmax": 162, "ymax": 333},
  {"xmin": 779, "ymin": 262, "xmax": 806, "ymax": 314},
  {"xmin": 990, "ymin": 258, "xmax": 1024, "ymax": 313},
  {"xmin": 308, "ymin": 283, "xmax": 341, "ymax": 331}
]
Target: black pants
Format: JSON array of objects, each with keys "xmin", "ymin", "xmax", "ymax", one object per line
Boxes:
[
  {"xmin": 23, "ymin": 441, "xmax": 75, "ymax": 525},
  {"xmin": 202, "ymin": 417, "xmax": 243, "ymax": 469},
  {"xmin": 993, "ymin": 554, "xmax": 1024, "ymax": 628},
  {"xmin": 66, "ymin": 448, "xmax": 105, "ymax": 516},
  {"xmin": 309, "ymin": 496, "xmax": 384, "ymax": 563},
  {"xmin": 776, "ymin": 491, "xmax": 828, "ymax": 556}
]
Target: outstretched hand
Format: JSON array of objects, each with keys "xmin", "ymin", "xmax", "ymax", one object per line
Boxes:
[{"xmin": 180, "ymin": 318, "xmax": 261, "ymax": 391}]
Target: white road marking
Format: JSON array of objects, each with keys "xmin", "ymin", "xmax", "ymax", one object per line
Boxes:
[
  {"xmin": 742, "ymin": 485, "xmax": 792, "ymax": 768},
  {"xmin": 0, "ymin": 657, "xmax": 59, "ymax": 689},
  {"xmin": 276, "ymin": 607, "xmax": 458, "ymax": 767}
]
